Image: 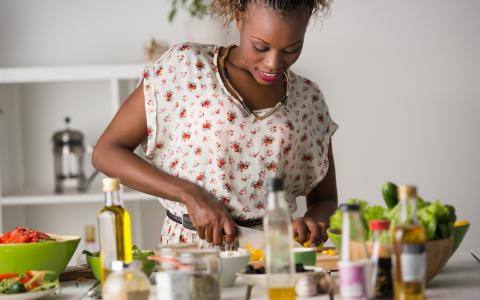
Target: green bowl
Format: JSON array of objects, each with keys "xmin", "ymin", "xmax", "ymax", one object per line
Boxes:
[
  {"xmin": 0, "ymin": 234, "xmax": 80, "ymax": 278},
  {"xmin": 86, "ymin": 251, "xmax": 155, "ymax": 280},
  {"xmin": 452, "ymin": 222, "xmax": 470, "ymax": 255},
  {"xmin": 327, "ymin": 228, "xmax": 341, "ymax": 251}
]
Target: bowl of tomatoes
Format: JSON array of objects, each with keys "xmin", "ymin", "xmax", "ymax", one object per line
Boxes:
[{"xmin": 0, "ymin": 227, "xmax": 80, "ymax": 279}]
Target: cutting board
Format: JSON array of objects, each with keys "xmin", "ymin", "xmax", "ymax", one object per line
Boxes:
[{"xmin": 316, "ymin": 248, "xmax": 339, "ymax": 271}]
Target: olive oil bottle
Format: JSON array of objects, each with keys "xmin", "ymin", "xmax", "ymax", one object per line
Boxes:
[
  {"xmin": 264, "ymin": 178, "xmax": 296, "ymax": 300},
  {"xmin": 98, "ymin": 178, "xmax": 132, "ymax": 286},
  {"xmin": 392, "ymin": 185, "xmax": 426, "ymax": 300}
]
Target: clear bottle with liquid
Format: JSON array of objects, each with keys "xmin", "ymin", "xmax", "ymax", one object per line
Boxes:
[
  {"xmin": 97, "ymin": 177, "xmax": 133, "ymax": 286},
  {"xmin": 338, "ymin": 203, "xmax": 373, "ymax": 300},
  {"xmin": 77, "ymin": 224, "xmax": 97, "ymax": 265},
  {"xmin": 392, "ymin": 185, "xmax": 426, "ymax": 300},
  {"xmin": 264, "ymin": 177, "xmax": 296, "ymax": 300}
]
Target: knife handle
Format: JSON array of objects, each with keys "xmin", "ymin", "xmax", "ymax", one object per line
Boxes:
[{"xmin": 182, "ymin": 214, "xmax": 196, "ymax": 231}]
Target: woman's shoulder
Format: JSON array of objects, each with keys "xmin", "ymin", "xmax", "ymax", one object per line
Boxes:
[
  {"xmin": 287, "ymin": 70, "xmax": 325, "ymax": 101},
  {"xmin": 154, "ymin": 42, "xmax": 218, "ymax": 65}
]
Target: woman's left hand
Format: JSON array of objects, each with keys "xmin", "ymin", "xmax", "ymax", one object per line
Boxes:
[{"xmin": 292, "ymin": 217, "xmax": 328, "ymax": 247}]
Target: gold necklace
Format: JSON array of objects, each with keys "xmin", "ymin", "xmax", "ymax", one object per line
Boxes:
[{"xmin": 219, "ymin": 45, "xmax": 289, "ymax": 121}]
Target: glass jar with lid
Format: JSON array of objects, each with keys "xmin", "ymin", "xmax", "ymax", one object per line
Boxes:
[{"xmin": 154, "ymin": 248, "xmax": 221, "ymax": 300}]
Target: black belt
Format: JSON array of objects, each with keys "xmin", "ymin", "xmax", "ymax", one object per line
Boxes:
[{"xmin": 166, "ymin": 210, "xmax": 263, "ymax": 231}]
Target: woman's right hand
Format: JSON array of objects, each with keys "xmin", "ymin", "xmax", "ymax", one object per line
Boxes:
[{"xmin": 182, "ymin": 184, "xmax": 236, "ymax": 245}]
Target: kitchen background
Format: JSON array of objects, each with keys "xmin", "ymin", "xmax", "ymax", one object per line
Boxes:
[{"xmin": 0, "ymin": 0, "xmax": 479, "ymax": 264}]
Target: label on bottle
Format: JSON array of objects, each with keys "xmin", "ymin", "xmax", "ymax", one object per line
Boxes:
[
  {"xmin": 400, "ymin": 244, "xmax": 426, "ymax": 282},
  {"xmin": 338, "ymin": 260, "xmax": 372, "ymax": 300}
]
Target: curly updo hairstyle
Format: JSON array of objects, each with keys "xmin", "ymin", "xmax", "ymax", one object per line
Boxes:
[{"xmin": 212, "ymin": 0, "xmax": 332, "ymax": 25}]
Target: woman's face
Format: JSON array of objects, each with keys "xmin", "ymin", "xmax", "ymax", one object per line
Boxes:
[{"xmin": 235, "ymin": 3, "xmax": 310, "ymax": 86}]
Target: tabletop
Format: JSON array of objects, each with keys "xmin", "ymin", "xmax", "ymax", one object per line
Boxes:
[{"xmin": 44, "ymin": 252, "xmax": 480, "ymax": 300}]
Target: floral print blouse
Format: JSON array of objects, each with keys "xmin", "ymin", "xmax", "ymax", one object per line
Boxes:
[{"xmin": 141, "ymin": 42, "xmax": 338, "ymax": 231}]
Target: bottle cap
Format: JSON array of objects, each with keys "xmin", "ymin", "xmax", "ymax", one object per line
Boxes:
[
  {"xmin": 266, "ymin": 177, "xmax": 284, "ymax": 192},
  {"xmin": 102, "ymin": 177, "xmax": 121, "ymax": 192},
  {"xmin": 398, "ymin": 185, "xmax": 417, "ymax": 200},
  {"xmin": 85, "ymin": 225, "xmax": 95, "ymax": 242},
  {"xmin": 339, "ymin": 203, "xmax": 360, "ymax": 212},
  {"xmin": 369, "ymin": 219, "xmax": 390, "ymax": 231},
  {"xmin": 110, "ymin": 260, "xmax": 125, "ymax": 272}
]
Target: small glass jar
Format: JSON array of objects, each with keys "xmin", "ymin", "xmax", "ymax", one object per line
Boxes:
[
  {"xmin": 155, "ymin": 248, "xmax": 221, "ymax": 300},
  {"xmin": 102, "ymin": 261, "xmax": 151, "ymax": 300}
]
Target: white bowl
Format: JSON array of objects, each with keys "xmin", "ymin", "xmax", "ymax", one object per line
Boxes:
[
  {"xmin": 220, "ymin": 250, "xmax": 251, "ymax": 287},
  {"xmin": 236, "ymin": 266, "xmax": 326, "ymax": 288}
]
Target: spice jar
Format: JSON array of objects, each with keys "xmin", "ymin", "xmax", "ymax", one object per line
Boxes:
[
  {"xmin": 102, "ymin": 261, "xmax": 151, "ymax": 300},
  {"xmin": 155, "ymin": 248, "xmax": 221, "ymax": 300}
]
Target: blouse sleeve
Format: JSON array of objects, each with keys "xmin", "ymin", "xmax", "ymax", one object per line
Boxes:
[
  {"xmin": 302, "ymin": 82, "xmax": 339, "ymax": 196},
  {"xmin": 140, "ymin": 44, "xmax": 180, "ymax": 158}
]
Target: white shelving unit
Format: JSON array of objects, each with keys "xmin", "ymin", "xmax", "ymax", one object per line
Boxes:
[{"xmin": 0, "ymin": 63, "xmax": 165, "ymax": 257}]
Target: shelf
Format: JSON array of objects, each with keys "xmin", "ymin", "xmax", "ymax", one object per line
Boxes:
[
  {"xmin": 0, "ymin": 189, "xmax": 156, "ymax": 206},
  {"xmin": 0, "ymin": 64, "xmax": 144, "ymax": 83}
]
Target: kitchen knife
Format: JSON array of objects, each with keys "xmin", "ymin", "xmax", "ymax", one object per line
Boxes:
[
  {"xmin": 237, "ymin": 225, "xmax": 265, "ymax": 249},
  {"xmin": 182, "ymin": 214, "xmax": 302, "ymax": 249}
]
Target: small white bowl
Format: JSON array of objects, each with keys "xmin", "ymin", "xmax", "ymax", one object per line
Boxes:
[{"xmin": 220, "ymin": 249, "xmax": 251, "ymax": 287}]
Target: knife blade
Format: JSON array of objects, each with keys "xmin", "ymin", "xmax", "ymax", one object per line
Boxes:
[{"xmin": 237, "ymin": 226, "xmax": 265, "ymax": 249}]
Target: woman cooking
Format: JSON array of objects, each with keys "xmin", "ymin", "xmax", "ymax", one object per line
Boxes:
[{"xmin": 92, "ymin": 0, "xmax": 338, "ymax": 249}]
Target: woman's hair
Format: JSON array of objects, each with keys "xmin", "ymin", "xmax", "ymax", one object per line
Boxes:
[{"xmin": 212, "ymin": 0, "xmax": 332, "ymax": 25}]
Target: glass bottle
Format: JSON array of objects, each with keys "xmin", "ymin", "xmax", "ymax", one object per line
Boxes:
[
  {"xmin": 78, "ymin": 224, "xmax": 97, "ymax": 265},
  {"xmin": 264, "ymin": 177, "xmax": 296, "ymax": 300},
  {"xmin": 392, "ymin": 185, "xmax": 426, "ymax": 300},
  {"xmin": 338, "ymin": 203, "xmax": 372, "ymax": 300},
  {"xmin": 102, "ymin": 261, "xmax": 151, "ymax": 300},
  {"xmin": 97, "ymin": 177, "xmax": 133, "ymax": 286},
  {"xmin": 369, "ymin": 219, "xmax": 393, "ymax": 299}
]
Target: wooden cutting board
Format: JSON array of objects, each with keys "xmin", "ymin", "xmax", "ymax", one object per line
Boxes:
[{"xmin": 316, "ymin": 248, "xmax": 339, "ymax": 271}]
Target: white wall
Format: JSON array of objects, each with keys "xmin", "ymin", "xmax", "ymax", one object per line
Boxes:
[{"xmin": 0, "ymin": 0, "xmax": 478, "ymax": 253}]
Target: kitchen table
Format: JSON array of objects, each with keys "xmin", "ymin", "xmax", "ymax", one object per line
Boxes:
[{"xmin": 44, "ymin": 252, "xmax": 480, "ymax": 300}]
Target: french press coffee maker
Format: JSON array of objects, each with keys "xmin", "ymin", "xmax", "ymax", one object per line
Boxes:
[{"xmin": 52, "ymin": 117, "xmax": 98, "ymax": 193}]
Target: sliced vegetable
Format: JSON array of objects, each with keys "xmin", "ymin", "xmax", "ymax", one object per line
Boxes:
[
  {"xmin": 0, "ymin": 270, "xmax": 58, "ymax": 295},
  {"xmin": 0, "ymin": 227, "xmax": 52, "ymax": 244}
]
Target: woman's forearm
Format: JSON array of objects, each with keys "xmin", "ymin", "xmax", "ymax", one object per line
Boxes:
[
  {"xmin": 92, "ymin": 143, "xmax": 195, "ymax": 205},
  {"xmin": 304, "ymin": 197, "xmax": 337, "ymax": 226}
]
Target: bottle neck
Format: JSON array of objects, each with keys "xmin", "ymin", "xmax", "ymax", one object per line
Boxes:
[
  {"xmin": 399, "ymin": 198, "xmax": 418, "ymax": 225},
  {"xmin": 104, "ymin": 190, "xmax": 122, "ymax": 207},
  {"xmin": 267, "ymin": 190, "xmax": 288, "ymax": 210}
]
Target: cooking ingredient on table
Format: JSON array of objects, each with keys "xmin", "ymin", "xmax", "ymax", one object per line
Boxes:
[
  {"xmin": 264, "ymin": 178, "xmax": 296, "ymax": 300},
  {"xmin": 0, "ymin": 271, "xmax": 59, "ymax": 294},
  {"xmin": 97, "ymin": 177, "xmax": 133, "ymax": 286},
  {"xmin": 83, "ymin": 245, "xmax": 155, "ymax": 281},
  {"xmin": 369, "ymin": 219, "xmax": 393, "ymax": 299},
  {"xmin": 329, "ymin": 181, "xmax": 457, "ymax": 241},
  {"xmin": 338, "ymin": 203, "xmax": 372, "ymax": 300},
  {"xmin": 152, "ymin": 248, "xmax": 221, "ymax": 300},
  {"xmin": 245, "ymin": 263, "xmax": 312, "ymax": 274},
  {"xmin": 0, "ymin": 228, "xmax": 52, "ymax": 244},
  {"xmin": 102, "ymin": 261, "xmax": 150, "ymax": 300},
  {"xmin": 392, "ymin": 185, "xmax": 426, "ymax": 300},
  {"xmin": 381, "ymin": 181, "xmax": 399, "ymax": 209},
  {"xmin": 246, "ymin": 243, "xmax": 264, "ymax": 262}
]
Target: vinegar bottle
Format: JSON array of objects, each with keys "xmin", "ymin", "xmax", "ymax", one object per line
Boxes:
[
  {"xmin": 264, "ymin": 177, "xmax": 296, "ymax": 300},
  {"xmin": 392, "ymin": 185, "xmax": 426, "ymax": 300},
  {"xmin": 97, "ymin": 177, "xmax": 133, "ymax": 286}
]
